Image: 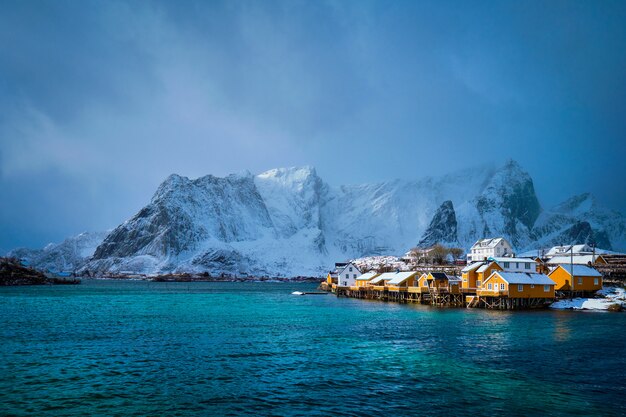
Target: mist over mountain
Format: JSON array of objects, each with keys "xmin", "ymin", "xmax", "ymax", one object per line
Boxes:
[{"xmin": 8, "ymin": 160, "xmax": 626, "ymax": 277}]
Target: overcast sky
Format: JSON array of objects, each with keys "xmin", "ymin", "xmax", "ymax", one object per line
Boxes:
[{"xmin": 1, "ymin": 0, "xmax": 625, "ymax": 251}]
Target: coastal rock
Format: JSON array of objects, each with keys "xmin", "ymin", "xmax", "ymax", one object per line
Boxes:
[{"xmin": 0, "ymin": 258, "xmax": 47, "ymax": 285}]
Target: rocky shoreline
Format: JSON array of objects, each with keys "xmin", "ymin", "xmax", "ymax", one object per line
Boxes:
[{"xmin": 0, "ymin": 258, "xmax": 81, "ymax": 286}]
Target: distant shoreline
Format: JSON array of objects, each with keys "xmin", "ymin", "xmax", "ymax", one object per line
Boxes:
[{"xmin": 85, "ymin": 274, "xmax": 321, "ymax": 283}]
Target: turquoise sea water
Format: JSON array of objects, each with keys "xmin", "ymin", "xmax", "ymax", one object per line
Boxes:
[{"xmin": 0, "ymin": 280, "xmax": 625, "ymax": 416}]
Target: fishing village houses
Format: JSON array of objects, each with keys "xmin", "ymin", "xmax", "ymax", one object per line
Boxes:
[{"xmin": 321, "ymin": 237, "xmax": 618, "ymax": 310}]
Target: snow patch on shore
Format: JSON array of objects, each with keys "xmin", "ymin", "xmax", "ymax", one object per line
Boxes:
[{"xmin": 550, "ymin": 286, "xmax": 626, "ymax": 311}]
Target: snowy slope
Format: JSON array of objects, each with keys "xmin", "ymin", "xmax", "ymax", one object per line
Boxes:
[
  {"xmin": 14, "ymin": 159, "xmax": 625, "ymax": 277},
  {"xmin": 533, "ymin": 193, "xmax": 624, "ymax": 250},
  {"xmin": 6, "ymin": 231, "xmax": 108, "ymax": 273}
]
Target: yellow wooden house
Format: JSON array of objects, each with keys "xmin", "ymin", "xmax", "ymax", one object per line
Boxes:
[
  {"xmin": 369, "ymin": 273, "xmax": 396, "ymax": 290},
  {"xmin": 407, "ymin": 273, "xmax": 430, "ymax": 295},
  {"xmin": 326, "ymin": 272, "xmax": 337, "ymax": 286},
  {"xmin": 548, "ymin": 264, "xmax": 602, "ymax": 292},
  {"xmin": 386, "ymin": 271, "xmax": 421, "ymax": 292},
  {"xmin": 461, "ymin": 262, "xmax": 485, "ymax": 290},
  {"xmin": 426, "ymin": 272, "xmax": 462, "ymax": 294},
  {"xmin": 475, "ymin": 262, "xmax": 503, "ymax": 288},
  {"xmin": 478, "ymin": 271, "xmax": 556, "ymax": 299}
]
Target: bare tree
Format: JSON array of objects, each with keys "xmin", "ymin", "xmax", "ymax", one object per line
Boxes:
[
  {"xmin": 430, "ymin": 244, "xmax": 449, "ymax": 265},
  {"xmin": 449, "ymin": 247, "xmax": 464, "ymax": 262}
]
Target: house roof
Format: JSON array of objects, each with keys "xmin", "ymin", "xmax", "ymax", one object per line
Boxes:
[
  {"xmin": 517, "ymin": 249, "xmax": 541, "ymax": 258},
  {"xmin": 429, "ymin": 272, "xmax": 449, "ymax": 280},
  {"xmin": 387, "ymin": 271, "xmax": 419, "ymax": 285},
  {"xmin": 461, "ymin": 262, "xmax": 484, "ymax": 273},
  {"xmin": 370, "ymin": 272, "xmax": 398, "ymax": 284},
  {"xmin": 447, "ymin": 275, "xmax": 462, "ymax": 283},
  {"xmin": 547, "ymin": 255, "xmax": 605, "ymax": 265},
  {"xmin": 471, "ymin": 237, "xmax": 508, "ymax": 249},
  {"xmin": 552, "ymin": 264, "xmax": 602, "ymax": 277},
  {"xmin": 491, "ymin": 271, "xmax": 555, "ymax": 285},
  {"xmin": 476, "ymin": 262, "xmax": 495, "ymax": 273},
  {"xmin": 355, "ymin": 271, "xmax": 379, "ymax": 281},
  {"xmin": 490, "ymin": 257, "xmax": 536, "ymax": 264},
  {"xmin": 546, "ymin": 244, "xmax": 592, "ymax": 256},
  {"xmin": 336, "ymin": 262, "xmax": 360, "ymax": 275}
]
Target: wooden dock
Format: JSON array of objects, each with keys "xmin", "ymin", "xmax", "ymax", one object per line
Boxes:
[{"xmin": 324, "ymin": 284, "xmax": 557, "ymax": 310}]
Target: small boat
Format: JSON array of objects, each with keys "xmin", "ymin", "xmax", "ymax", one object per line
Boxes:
[{"xmin": 291, "ymin": 291, "xmax": 327, "ymax": 295}]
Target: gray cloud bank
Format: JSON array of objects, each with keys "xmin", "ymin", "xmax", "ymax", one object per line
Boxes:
[{"xmin": 1, "ymin": 0, "xmax": 625, "ymax": 249}]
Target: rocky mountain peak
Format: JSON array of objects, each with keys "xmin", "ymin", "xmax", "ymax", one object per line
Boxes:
[
  {"xmin": 417, "ymin": 200, "xmax": 459, "ymax": 248},
  {"xmin": 477, "ymin": 159, "xmax": 542, "ymax": 232}
]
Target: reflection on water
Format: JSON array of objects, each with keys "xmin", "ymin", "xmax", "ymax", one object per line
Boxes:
[
  {"xmin": 0, "ymin": 280, "xmax": 624, "ymax": 416},
  {"xmin": 553, "ymin": 313, "xmax": 574, "ymax": 342}
]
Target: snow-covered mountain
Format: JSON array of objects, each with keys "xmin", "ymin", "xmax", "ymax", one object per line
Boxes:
[
  {"xmin": 532, "ymin": 193, "xmax": 624, "ymax": 250},
  {"xmin": 6, "ymin": 231, "xmax": 108, "ymax": 273},
  {"xmin": 11, "ymin": 160, "xmax": 626, "ymax": 277}
]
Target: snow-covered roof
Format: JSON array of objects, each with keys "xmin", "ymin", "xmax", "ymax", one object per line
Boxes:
[
  {"xmin": 370, "ymin": 272, "xmax": 398, "ymax": 284},
  {"xmin": 553, "ymin": 264, "xmax": 602, "ymax": 277},
  {"xmin": 461, "ymin": 262, "xmax": 484, "ymax": 273},
  {"xmin": 492, "ymin": 272, "xmax": 555, "ymax": 285},
  {"xmin": 490, "ymin": 257, "xmax": 536, "ymax": 264},
  {"xmin": 448, "ymin": 275, "xmax": 462, "ymax": 283},
  {"xmin": 471, "ymin": 237, "xmax": 509, "ymax": 249},
  {"xmin": 476, "ymin": 262, "xmax": 495, "ymax": 273},
  {"xmin": 517, "ymin": 249, "xmax": 541, "ymax": 258},
  {"xmin": 546, "ymin": 244, "xmax": 592, "ymax": 256},
  {"xmin": 547, "ymin": 255, "xmax": 604, "ymax": 265},
  {"xmin": 355, "ymin": 271, "xmax": 379, "ymax": 281},
  {"xmin": 387, "ymin": 271, "xmax": 419, "ymax": 285}
]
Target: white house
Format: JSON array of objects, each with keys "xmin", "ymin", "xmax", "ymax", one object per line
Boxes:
[
  {"xmin": 336, "ymin": 262, "xmax": 362, "ymax": 287},
  {"xmin": 467, "ymin": 238, "xmax": 513, "ymax": 262}
]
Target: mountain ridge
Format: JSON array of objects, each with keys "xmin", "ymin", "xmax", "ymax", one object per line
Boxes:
[{"xmin": 7, "ymin": 160, "xmax": 626, "ymax": 276}]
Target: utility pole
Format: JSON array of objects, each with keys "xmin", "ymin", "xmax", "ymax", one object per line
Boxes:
[
  {"xmin": 570, "ymin": 244, "xmax": 574, "ymax": 294},
  {"xmin": 592, "ymin": 241, "xmax": 596, "ymax": 264}
]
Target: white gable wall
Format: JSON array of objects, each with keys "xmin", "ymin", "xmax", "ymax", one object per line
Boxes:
[
  {"xmin": 337, "ymin": 262, "xmax": 361, "ymax": 287},
  {"xmin": 468, "ymin": 238, "xmax": 513, "ymax": 262}
]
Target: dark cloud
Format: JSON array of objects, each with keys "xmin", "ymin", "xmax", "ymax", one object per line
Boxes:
[{"xmin": 1, "ymin": 0, "xmax": 625, "ymax": 249}]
